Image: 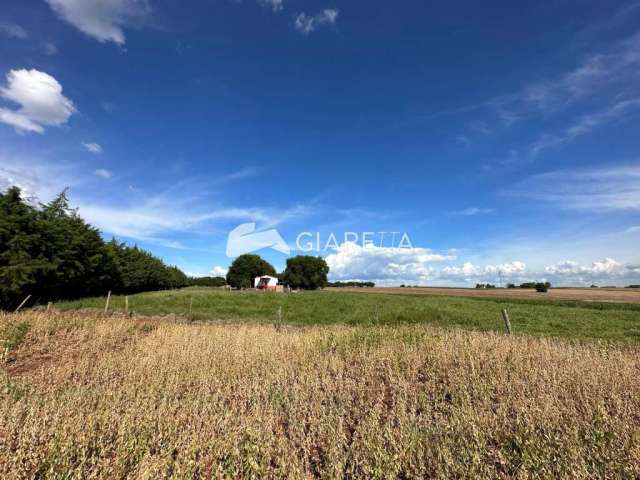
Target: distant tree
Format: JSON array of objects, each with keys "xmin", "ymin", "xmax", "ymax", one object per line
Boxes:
[
  {"xmin": 327, "ymin": 281, "xmax": 375, "ymax": 288},
  {"xmin": 107, "ymin": 239, "xmax": 187, "ymax": 293},
  {"xmin": 506, "ymin": 283, "xmax": 516, "ymax": 289},
  {"xmin": 535, "ymin": 282, "xmax": 550, "ymax": 293},
  {"xmin": 226, "ymin": 254, "xmax": 276, "ymax": 289},
  {"xmin": 188, "ymin": 276, "xmax": 226, "ymax": 287},
  {"xmin": 283, "ymin": 256, "xmax": 329, "ymax": 290}
]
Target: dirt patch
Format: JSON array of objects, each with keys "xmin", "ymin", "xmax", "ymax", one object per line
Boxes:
[{"xmin": 327, "ymin": 287, "xmax": 640, "ymax": 304}]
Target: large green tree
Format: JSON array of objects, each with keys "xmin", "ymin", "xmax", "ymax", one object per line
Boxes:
[
  {"xmin": 226, "ymin": 254, "xmax": 276, "ymax": 289},
  {"xmin": 282, "ymin": 255, "xmax": 329, "ymax": 290}
]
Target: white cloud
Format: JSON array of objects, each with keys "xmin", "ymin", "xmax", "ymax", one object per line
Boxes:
[
  {"xmin": 45, "ymin": 0, "xmax": 151, "ymax": 45},
  {"xmin": 627, "ymin": 226, "xmax": 640, "ymax": 233},
  {"xmin": 0, "ymin": 69, "xmax": 76, "ymax": 133},
  {"xmin": 83, "ymin": 142, "xmax": 103, "ymax": 154},
  {"xmin": 325, "ymin": 242, "xmax": 454, "ymax": 283},
  {"xmin": 510, "ymin": 164, "xmax": 640, "ymax": 211},
  {"xmin": 453, "ymin": 207, "xmax": 494, "ymax": 216},
  {"xmin": 93, "ymin": 169, "xmax": 112, "ymax": 179},
  {"xmin": 0, "ymin": 22, "xmax": 28, "ymax": 39},
  {"xmin": 258, "ymin": 0, "xmax": 283, "ymax": 12},
  {"xmin": 444, "ymin": 32, "xmax": 640, "ymax": 161},
  {"xmin": 0, "ymin": 153, "xmax": 80, "ymax": 201},
  {"xmin": 75, "ymin": 189, "xmax": 310, "ymax": 247},
  {"xmin": 211, "ymin": 266, "xmax": 228, "ymax": 277},
  {"xmin": 521, "ymin": 33, "xmax": 640, "ymax": 114},
  {"xmin": 440, "ymin": 261, "xmax": 527, "ymax": 280},
  {"xmin": 294, "ymin": 9, "xmax": 338, "ymax": 35},
  {"xmin": 543, "ymin": 258, "xmax": 640, "ymax": 284},
  {"xmin": 43, "ymin": 41, "xmax": 58, "ymax": 55},
  {"xmin": 531, "ymin": 97, "xmax": 640, "ymax": 157}
]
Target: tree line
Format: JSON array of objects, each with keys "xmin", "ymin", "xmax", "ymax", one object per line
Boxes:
[
  {"xmin": 0, "ymin": 187, "xmax": 190, "ymax": 310},
  {"xmin": 327, "ymin": 281, "xmax": 375, "ymax": 288}
]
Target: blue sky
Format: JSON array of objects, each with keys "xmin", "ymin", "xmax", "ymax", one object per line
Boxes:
[{"xmin": 1, "ymin": 0, "xmax": 640, "ymax": 286}]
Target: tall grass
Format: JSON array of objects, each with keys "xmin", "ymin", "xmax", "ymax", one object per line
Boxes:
[{"xmin": 1, "ymin": 310, "xmax": 639, "ymax": 478}]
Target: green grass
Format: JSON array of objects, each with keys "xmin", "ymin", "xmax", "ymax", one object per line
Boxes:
[
  {"xmin": 0, "ymin": 320, "xmax": 30, "ymax": 352},
  {"xmin": 54, "ymin": 287, "xmax": 640, "ymax": 344}
]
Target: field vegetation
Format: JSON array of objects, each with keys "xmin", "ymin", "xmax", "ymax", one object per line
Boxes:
[
  {"xmin": 57, "ymin": 288, "xmax": 640, "ymax": 343},
  {"xmin": 1, "ymin": 309, "xmax": 639, "ymax": 478}
]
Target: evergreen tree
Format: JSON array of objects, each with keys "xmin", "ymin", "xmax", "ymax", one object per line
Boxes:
[
  {"xmin": 37, "ymin": 190, "xmax": 121, "ymax": 299},
  {"xmin": 0, "ymin": 187, "xmax": 43, "ymax": 308},
  {"xmin": 0, "ymin": 187, "xmax": 190, "ymax": 309}
]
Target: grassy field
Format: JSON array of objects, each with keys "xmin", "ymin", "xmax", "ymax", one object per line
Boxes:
[
  {"xmin": 56, "ymin": 288, "xmax": 640, "ymax": 343},
  {"xmin": 329, "ymin": 286, "xmax": 640, "ymax": 303},
  {"xmin": 1, "ymin": 309, "xmax": 639, "ymax": 478}
]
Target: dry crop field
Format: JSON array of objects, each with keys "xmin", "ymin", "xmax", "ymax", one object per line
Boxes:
[
  {"xmin": 1, "ymin": 309, "xmax": 639, "ymax": 479},
  {"xmin": 329, "ymin": 286, "xmax": 640, "ymax": 304}
]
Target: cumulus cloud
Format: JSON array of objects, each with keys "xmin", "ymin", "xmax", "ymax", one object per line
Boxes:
[
  {"xmin": 0, "ymin": 69, "xmax": 75, "ymax": 133},
  {"xmin": 93, "ymin": 169, "xmax": 112, "ymax": 179},
  {"xmin": 211, "ymin": 266, "xmax": 228, "ymax": 277},
  {"xmin": 543, "ymin": 258, "xmax": 640, "ymax": 285},
  {"xmin": 325, "ymin": 242, "xmax": 454, "ymax": 284},
  {"xmin": 83, "ymin": 142, "xmax": 103, "ymax": 154},
  {"xmin": 545, "ymin": 258, "xmax": 623, "ymax": 276},
  {"xmin": 0, "ymin": 22, "xmax": 28, "ymax": 39},
  {"xmin": 45, "ymin": 0, "xmax": 151, "ymax": 45},
  {"xmin": 294, "ymin": 9, "xmax": 338, "ymax": 35},
  {"xmin": 441, "ymin": 261, "xmax": 527, "ymax": 280}
]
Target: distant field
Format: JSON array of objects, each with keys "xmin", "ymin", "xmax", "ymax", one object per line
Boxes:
[
  {"xmin": 328, "ymin": 286, "xmax": 640, "ymax": 303},
  {"xmin": 1, "ymin": 309, "xmax": 638, "ymax": 478},
  {"xmin": 57, "ymin": 288, "xmax": 640, "ymax": 343}
]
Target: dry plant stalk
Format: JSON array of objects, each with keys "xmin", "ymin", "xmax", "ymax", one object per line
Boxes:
[{"xmin": 1, "ymin": 310, "xmax": 639, "ymax": 479}]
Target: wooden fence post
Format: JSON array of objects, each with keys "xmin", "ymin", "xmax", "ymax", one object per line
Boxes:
[
  {"xmin": 14, "ymin": 294, "xmax": 31, "ymax": 313},
  {"xmin": 46, "ymin": 302, "xmax": 52, "ymax": 312},
  {"xmin": 104, "ymin": 291, "xmax": 111, "ymax": 314},
  {"xmin": 501, "ymin": 309, "xmax": 512, "ymax": 335},
  {"xmin": 188, "ymin": 297, "xmax": 194, "ymax": 321},
  {"xmin": 276, "ymin": 306, "xmax": 282, "ymax": 331},
  {"xmin": 125, "ymin": 296, "xmax": 129, "ymax": 315}
]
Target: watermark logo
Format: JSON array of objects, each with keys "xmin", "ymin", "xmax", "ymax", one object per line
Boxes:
[
  {"xmin": 226, "ymin": 223, "xmax": 414, "ymax": 257},
  {"xmin": 225, "ymin": 223, "xmax": 290, "ymax": 257},
  {"xmin": 295, "ymin": 231, "xmax": 413, "ymax": 252}
]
